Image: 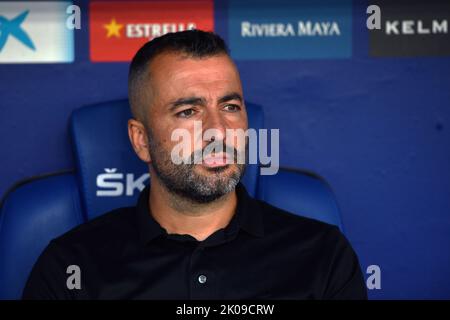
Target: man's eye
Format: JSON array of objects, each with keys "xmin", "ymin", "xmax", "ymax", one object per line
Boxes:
[
  {"xmin": 223, "ymin": 104, "xmax": 241, "ymax": 112},
  {"xmin": 176, "ymin": 108, "xmax": 195, "ymax": 118}
]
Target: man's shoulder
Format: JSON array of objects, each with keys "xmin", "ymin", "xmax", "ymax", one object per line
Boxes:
[
  {"xmin": 255, "ymin": 200, "xmax": 366, "ymax": 299},
  {"xmin": 52, "ymin": 206, "xmax": 137, "ymax": 248},
  {"xmin": 256, "ymin": 199, "xmax": 343, "ymax": 244}
]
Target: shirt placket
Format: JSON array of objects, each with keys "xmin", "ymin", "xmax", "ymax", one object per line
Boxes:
[{"xmin": 188, "ymin": 244, "xmax": 217, "ymax": 299}]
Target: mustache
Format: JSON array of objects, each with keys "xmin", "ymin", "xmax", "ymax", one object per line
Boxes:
[
  {"xmin": 173, "ymin": 139, "xmax": 247, "ymax": 166},
  {"xmin": 190, "ymin": 140, "xmax": 238, "ymax": 163}
]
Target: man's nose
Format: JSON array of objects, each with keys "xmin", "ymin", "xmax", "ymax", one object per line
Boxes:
[{"xmin": 203, "ymin": 108, "xmax": 226, "ymax": 142}]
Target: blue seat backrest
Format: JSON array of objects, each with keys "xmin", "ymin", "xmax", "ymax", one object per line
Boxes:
[{"xmin": 258, "ymin": 168, "xmax": 343, "ymax": 231}]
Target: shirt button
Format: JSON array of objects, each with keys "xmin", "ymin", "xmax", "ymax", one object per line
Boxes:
[{"xmin": 198, "ymin": 274, "xmax": 207, "ymax": 284}]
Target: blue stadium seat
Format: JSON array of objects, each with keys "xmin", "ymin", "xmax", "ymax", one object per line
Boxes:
[{"xmin": 0, "ymin": 99, "xmax": 342, "ymax": 299}]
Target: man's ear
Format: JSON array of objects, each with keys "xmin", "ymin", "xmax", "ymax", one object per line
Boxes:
[{"xmin": 128, "ymin": 119, "xmax": 151, "ymax": 163}]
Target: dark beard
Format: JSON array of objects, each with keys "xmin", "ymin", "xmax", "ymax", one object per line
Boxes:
[{"xmin": 147, "ymin": 132, "xmax": 246, "ymax": 204}]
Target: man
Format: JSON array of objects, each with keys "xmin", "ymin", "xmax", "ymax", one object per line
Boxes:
[{"xmin": 23, "ymin": 30, "xmax": 367, "ymax": 299}]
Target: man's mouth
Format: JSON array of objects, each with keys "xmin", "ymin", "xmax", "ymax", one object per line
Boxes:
[{"xmin": 202, "ymin": 152, "xmax": 232, "ymax": 168}]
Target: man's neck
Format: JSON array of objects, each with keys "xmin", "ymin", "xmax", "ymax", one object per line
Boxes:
[{"xmin": 148, "ymin": 176, "xmax": 238, "ymax": 241}]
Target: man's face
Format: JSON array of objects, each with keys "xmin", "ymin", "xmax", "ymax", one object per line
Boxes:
[{"xmin": 142, "ymin": 52, "xmax": 248, "ymax": 203}]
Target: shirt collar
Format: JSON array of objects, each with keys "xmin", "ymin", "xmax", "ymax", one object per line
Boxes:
[{"xmin": 136, "ymin": 182, "xmax": 264, "ymax": 246}]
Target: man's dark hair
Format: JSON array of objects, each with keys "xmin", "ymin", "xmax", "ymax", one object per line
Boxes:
[{"xmin": 128, "ymin": 30, "xmax": 230, "ymax": 122}]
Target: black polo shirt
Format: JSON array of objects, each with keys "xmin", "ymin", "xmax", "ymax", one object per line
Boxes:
[{"xmin": 22, "ymin": 183, "xmax": 367, "ymax": 300}]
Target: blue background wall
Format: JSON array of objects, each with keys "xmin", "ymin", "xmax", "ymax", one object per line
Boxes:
[{"xmin": 1, "ymin": 0, "xmax": 449, "ymax": 299}]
